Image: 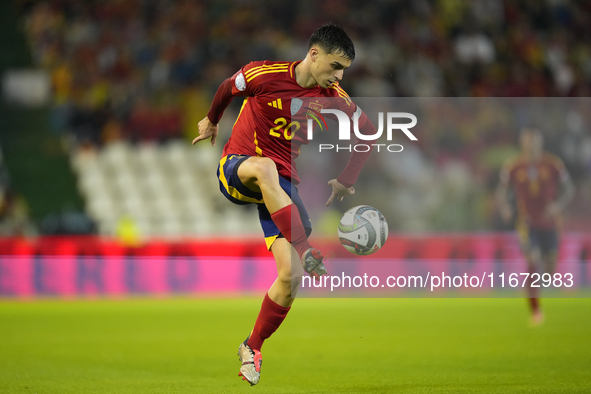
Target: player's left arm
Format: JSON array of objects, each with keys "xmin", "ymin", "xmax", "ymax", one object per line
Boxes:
[
  {"xmin": 326, "ymin": 104, "xmax": 376, "ymax": 206},
  {"xmin": 545, "ymin": 158, "xmax": 575, "ymax": 218}
]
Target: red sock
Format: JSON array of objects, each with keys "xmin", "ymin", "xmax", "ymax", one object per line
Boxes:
[
  {"xmin": 270, "ymin": 204, "xmax": 311, "ymax": 259},
  {"xmin": 526, "ymin": 266, "xmax": 540, "ymax": 313},
  {"xmin": 528, "ymin": 297, "xmax": 539, "ymax": 313},
  {"xmin": 247, "ymin": 293, "xmax": 290, "ymax": 351}
]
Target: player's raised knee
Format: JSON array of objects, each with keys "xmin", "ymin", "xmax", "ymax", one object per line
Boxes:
[{"xmin": 251, "ymin": 157, "xmax": 278, "ymax": 183}]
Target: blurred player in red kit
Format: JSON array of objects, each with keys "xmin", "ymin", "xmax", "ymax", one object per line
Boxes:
[
  {"xmin": 192, "ymin": 24, "xmax": 375, "ymax": 385},
  {"xmin": 497, "ymin": 127, "xmax": 574, "ymax": 326}
]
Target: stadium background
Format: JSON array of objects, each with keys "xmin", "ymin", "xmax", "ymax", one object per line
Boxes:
[{"xmin": 1, "ymin": 1, "xmax": 590, "ymax": 393}]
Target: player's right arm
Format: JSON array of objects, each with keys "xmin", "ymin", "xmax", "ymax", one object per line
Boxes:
[
  {"xmin": 496, "ymin": 160, "xmax": 514, "ymax": 223},
  {"xmin": 192, "ymin": 62, "xmax": 262, "ymax": 146},
  {"xmin": 192, "ymin": 116, "xmax": 219, "ymax": 146}
]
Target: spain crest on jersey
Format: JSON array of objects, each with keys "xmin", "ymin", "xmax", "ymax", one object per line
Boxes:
[{"xmin": 306, "ymin": 101, "xmax": 323, "ymax": 120}]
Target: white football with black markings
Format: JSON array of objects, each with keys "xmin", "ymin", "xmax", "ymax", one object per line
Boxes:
[{"xmin": 338, "ymin": 205, "xmax": 388, "ymax": 255}]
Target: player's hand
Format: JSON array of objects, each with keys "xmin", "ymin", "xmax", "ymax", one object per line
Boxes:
[
  {"xmin": 545, "ymin": 201, "xmax": 561, "ymax": 219},
  {"xmin": 499, "ymin": 204, "xmax": 513, "ymax": 223},
  {"xmin": 192, "ymin": 117, "xmax": 219, "ymax": 147},
  {"xmin": 326, "ymin": 179, "xmax": 355, "ymax": 206}
]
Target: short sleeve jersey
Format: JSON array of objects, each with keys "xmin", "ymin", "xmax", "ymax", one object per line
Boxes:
[{"xmin": 500, "ymin": 153, "xmax": 569, "ymax": 229}]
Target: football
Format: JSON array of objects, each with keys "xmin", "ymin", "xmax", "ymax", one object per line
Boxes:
[{"xmin": 338, "ymin": 205, "xmax": 388, "ymax": 255}]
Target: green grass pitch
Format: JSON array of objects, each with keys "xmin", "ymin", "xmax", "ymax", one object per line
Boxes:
[{"xmin": 1, "ymin": 297, "xmax": 590, "ymax": 393}]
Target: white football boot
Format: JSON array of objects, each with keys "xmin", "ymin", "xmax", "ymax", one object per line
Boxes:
[{"xmin": 237, "ymin": 337, "xmax": 262, "ymax": 385}]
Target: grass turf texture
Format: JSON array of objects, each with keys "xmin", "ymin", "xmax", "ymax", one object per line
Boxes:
[{"xmin": 0, "ymin": 297, "xmax": 590, "ymax": 393}]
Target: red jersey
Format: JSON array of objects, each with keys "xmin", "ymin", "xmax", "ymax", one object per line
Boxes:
[
  {"xmin": 500, "ymin": 153, "xmax": 569, "ymax": 229},
  {"xmin": 208, "ymin": 60, "xmax": 370, "ymax": 185}
]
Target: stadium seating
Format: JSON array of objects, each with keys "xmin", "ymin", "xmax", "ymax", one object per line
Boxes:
[{"xmin": 71, "ymin": 141, "xmax": 261, "ymax": 238}]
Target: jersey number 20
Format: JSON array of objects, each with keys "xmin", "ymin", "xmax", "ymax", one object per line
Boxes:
[{"xmin": 270, "ymin": 117, "xmax": 300, "ymax": 141}]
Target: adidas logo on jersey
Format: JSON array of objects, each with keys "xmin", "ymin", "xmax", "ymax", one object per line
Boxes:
[{"xmin": 267, "ymin": 99, "xmax": 283, "ymax": 110}]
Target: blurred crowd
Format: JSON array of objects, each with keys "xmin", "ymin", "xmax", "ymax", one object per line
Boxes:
[
  {"xmin": 15, "ymin": 0, "xmax": 591, "ymax": 232},
  {"xmin": 20, "ymin": 0, "xmax": 591, "ymax": 145}
]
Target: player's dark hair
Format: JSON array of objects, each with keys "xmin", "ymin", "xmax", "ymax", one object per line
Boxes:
[{"xmin": 308, "ymin": 24, "xmax": 355, "ymax": 61}]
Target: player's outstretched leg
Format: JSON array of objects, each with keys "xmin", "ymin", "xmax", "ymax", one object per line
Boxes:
[
  {"xmin": 237, "ymin": 239, "xmax": 295, "ymax": 385},
  {"xmin": 525, "ymin": 253, "xmax": 543, "ymax": 327}
]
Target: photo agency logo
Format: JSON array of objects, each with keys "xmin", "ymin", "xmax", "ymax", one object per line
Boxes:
[{"xmin": 301, "ymin": 102, "xmax": 418, "ymax": 152}]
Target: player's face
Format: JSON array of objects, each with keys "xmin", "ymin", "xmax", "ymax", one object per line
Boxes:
[
  {"xmin": 520, "ymin": 129, "xmax": 543, "ymax": 156},
  {"xmin": 311, "ymin": 47, "xmax": 352, "ymax": 88}
]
